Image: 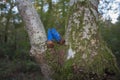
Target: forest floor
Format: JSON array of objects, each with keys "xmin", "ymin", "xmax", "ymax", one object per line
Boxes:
[
  {"xmin": 0, "ymin": 57, "xmax": 44, "ymax": 80},
  {"xmin": 0, "ymin": 53, "xmax": 120, "ymax": 80}
]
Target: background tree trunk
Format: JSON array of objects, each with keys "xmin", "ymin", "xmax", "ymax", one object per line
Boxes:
[
  {"xmin": 4, "ymin": 3, "xmax": 13, "ymax": 43},
  {"xmin": 16, "ymin": 0, "xmax": 52, "ymax": 80}
]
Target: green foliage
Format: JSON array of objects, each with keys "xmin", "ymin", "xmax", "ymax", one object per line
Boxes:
[
  {"xmin": 0, "ymin": 58, "xmax": 43, "ymax": 80},
  {"xmin": 0, "ymin": 1, "xmax": 37, "ymax": 79},
  {"xmin": 100, "ymin": 19, "xmax": 120, "ymax": 68},
  {"xmin": 34, "ymin": 0, "xmax": 69, "ymax": 35}
]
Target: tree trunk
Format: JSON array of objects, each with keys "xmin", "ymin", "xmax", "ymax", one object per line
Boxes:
[
  {"xmin": 63, "ymin": 0, "xmax": 119, "ymax": 80},
  {"xmin": 4, "ymin": 4, "xmax": 13, "ymax": 43},
  {"xmin": 16, "ymin": 0, "xmax": 52, "ymax": 80}
]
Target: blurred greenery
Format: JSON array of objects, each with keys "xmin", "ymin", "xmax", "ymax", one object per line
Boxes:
[{"xmin": 100, "ymin": 17, "xmax": 120, "ymax": 67}]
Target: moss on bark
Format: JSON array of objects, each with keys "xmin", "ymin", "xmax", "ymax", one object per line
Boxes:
[{"xmin": 45, "ymin": 0, "xmax": 120, "ymax": 80}]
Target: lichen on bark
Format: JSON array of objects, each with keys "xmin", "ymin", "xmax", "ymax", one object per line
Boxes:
[
  {"xmin": 64, "ymin": 0, "xmax": 120, "ymax": 80},
  {"xmin": 16, "ymin": 0, "xmax": 52, "ymax": 80},
  {"xmin": 16, "ymin": 0, "xmax": 47, "ymax": 55}
]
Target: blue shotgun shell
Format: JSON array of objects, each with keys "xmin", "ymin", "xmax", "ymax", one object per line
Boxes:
[
  {"xmin": 47, "ymin": 28, "xmax": 53, "ymax": 41},
  {"xmin": 51, "ymin": 28, "xmax": 61, "ymax": 42}
]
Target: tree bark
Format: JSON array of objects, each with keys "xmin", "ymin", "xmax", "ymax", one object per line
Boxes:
[
  {"xmin": 64, "ymin": 0, "xmax": 119, "ymax": 79},
  {"xmin": 16, "ymin": 0, "xmax": 52, "ymax": 80},
  {"xmin": 4, "ymin": 3, "xmax": 13, "ymax": 43}
]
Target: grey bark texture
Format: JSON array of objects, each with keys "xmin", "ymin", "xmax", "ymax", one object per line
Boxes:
[
  {"xmin": 16, "ymin": 0, "xmax": 52, "ymax": 80},
  {"xmin": 65, "ymin": 0, "xmax": 100, "ymax": 60},
  {"xmin": 65, "ymin": 0, "xmax": 119, "ymax": 79},
  {"xmin": 16, "ymin": 0, "xmax": 47, "ymax": 55}
]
